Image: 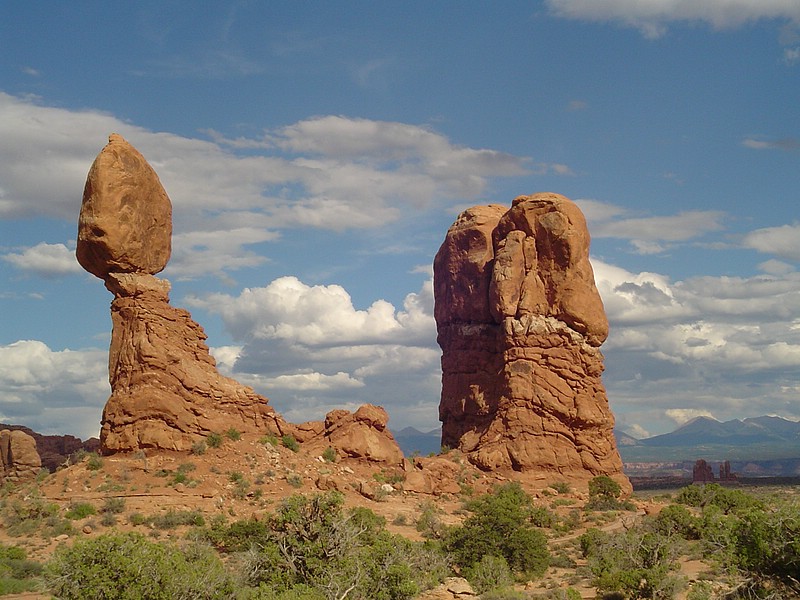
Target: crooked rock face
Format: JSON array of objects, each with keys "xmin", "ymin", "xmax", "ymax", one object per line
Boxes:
[
  {"xmin": 0, "ymin": 429, "xmax": 42, "ymax": 482},
  {"xmin": 77, "ymin": 135, "xmax": 289, "ymax": 453},
  {"xmin": 434, "ymin": 193, "xmax": 627, "ymax": 487}
]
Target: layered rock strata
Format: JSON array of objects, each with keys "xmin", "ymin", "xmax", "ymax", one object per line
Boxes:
[
  {"xmin": 434, "ymin": 193, "xmax": 627, "ymax": 486},
  {"xmin": 78, "ymin": 135, "xmax": 289, "ymax": 452}
]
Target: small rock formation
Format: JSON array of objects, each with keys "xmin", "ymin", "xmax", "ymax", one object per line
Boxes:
[
  {"xmin": 692, "ymin": 459, "xmax": 715, "ymax": 483},
  {"xmin": 307, "ymin": 405, "xmax": 404, "ymax": 465},
  {"xmin": 434, "ymin": 193, "xmax": 627, "ymax": 489},
  {"xmin": 0, "ymin": 429, "xmax": 42, "ymax": 482},
  {"xmin": 77, "ymin": 135, "xmax": 290, "ymax": 452},
  {"xmin": 0, "ymin": 424, "xmax": 99, "ymax": 471}
]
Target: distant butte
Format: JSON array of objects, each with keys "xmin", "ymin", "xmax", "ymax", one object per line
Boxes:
[{"xmin": 434, "ymin": 193, "xmax": 629, "ymax": 491}]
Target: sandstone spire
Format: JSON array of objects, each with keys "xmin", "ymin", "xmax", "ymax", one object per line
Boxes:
[
  {"xmin": 77, "ymin": 135, "xmax": 289, "ymax": 452},
  {"xmin": 434, "ymin": 193, "xmax": 628, "ymax": 489}
]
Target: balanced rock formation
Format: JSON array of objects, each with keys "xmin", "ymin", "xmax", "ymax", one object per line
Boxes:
[
  {"xmin": 434, "ymin": 193, "xmax": 627, "ymax": 488},
  {"xmin": 0, "ymin": 429, "xmax": 42, "ymax": 482},
  {"xmin": 78, "ymin": 135, "xmax": 290, "ymax": 452}
]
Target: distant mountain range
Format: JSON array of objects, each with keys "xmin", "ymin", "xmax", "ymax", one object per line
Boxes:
[
  {"xmin": 392, "ymin": 416, "xmax": 800, "ymax": 477},
  {"xmin": 616, "ymin": 415, "xmax": 800, "ymax": 464},
  {"xmin": 392, "ymin": 426, "xmax": 441, "ymax": 457}
]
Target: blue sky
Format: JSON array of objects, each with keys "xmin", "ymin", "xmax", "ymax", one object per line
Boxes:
[{"xmin": 1, "ymin": 1, "xmax": 799, "ymax": 440}]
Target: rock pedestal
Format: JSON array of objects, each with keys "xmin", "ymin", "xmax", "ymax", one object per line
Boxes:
[
  {"xmin": 434, "ymin": 193, "xmax": 627, "ymax": 488},
  {"xmin": 77, "ymin": 135, "xmax": 289, "ymax": 453}
]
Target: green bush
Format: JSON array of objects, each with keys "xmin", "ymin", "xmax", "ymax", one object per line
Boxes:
[
  {"xmin": 464, "ymin": 554, "xmax": 513, "ymax": 594},
  {"xmin": 45, "ymin": 531, "xmax": 234, "ymax": 599},
  {"xmin": 225, "ymin": 428, "xmax": 241, "ymax": 441},
  {"xmin": 444, "ymin": 482, "xmax": 550, "ymax": 579},
  {"xmin": 85, "ymin": 452, "xmax": 103, "ymax": 471},
  {"xmin": 238, "ymin": 492, "xmax": 448, "ymax": 600},
  {"xmin": 321, "ymin": 447, "xmax": 337, "ymax": 463},
  {"xmin": 101, "ymin": 497, "xmax": 126, "ymax": 515},
  {"xmin": 65, "ymin": 502, "xmax": 97, "ymax": 520},
  {"xmin": 0, "ymin": 543, "xmax": 42, "ymax": 595},
  {"xmin": 206, "ymin": 432, "xmax": 223, "ymax": 448},
  {"xmin": 281, "ymin": 435, "xmax": 300, "ymax": 452}
]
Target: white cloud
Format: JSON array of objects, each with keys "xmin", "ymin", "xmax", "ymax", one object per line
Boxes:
[
  {"xmin": 2, "ymin": 242, "xmax": 82, "ymax": 277},
  {"xmin": 0, "ymin": 340, "xmax": 108, "ymax": 438},
  {"xmin": 595, "ymin": 260, "xmax": 800, "ymax": 434},
  {"xmin": 189, "ymin": 276, "xmax": 440, "ymax": 428},
  {"xmin": 665, "ymin": 408, "xmax": 716, "ymax": 425},
  {"xmin": 0, "ymin": 93, "xmax": 533, "ymax": 279},
  {"xmin": 577, "ymin": 199, "xmax": 726, "ymax": 254},
  {"xmin": 546, "ymin": 0, "xmax": 800, "ymax": 39},
  {"xmin": 742, "ymin": 223, "xmax": 800, "ymax": 262}
]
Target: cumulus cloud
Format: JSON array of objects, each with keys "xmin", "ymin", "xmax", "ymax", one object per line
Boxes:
[
  {"xmin": 0, "ymin": 93, "xmax": 534, "ymax": 279},
  {"xmin": 2, "ymin": 242, "xmax": 82, "ymax": 277},
  {"xmin": 0, "ymin": 340, "xmax": 108, "ymax": 438},
  {"xmin": 189, "ymin": 276, "xmax": 440, "ymax": 427},
  {"xmin": 594, "ymin": 259, "xmax": 800, "ymax": 435},
  {"xmin": 546, "ymin": 0, "xmax": 800, "ymax": 39}
]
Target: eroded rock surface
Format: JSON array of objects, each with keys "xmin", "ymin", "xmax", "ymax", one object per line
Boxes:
[
  {"xmin": 78, "ymin": 135, "xmax": 290, "ymax": 453},
  {"xmin": 77, "ymin": 134, "xmax": 172, "ymax": 279},
  {"xmin": 306, "ymin": 405, "xmax": 404, "ymax": 465},
  {"xmin": 0, "ymin": 429, "xmax": 42, "ymax": 482},
  {"xmin": 434, "ymin": 193, "xmax": 627, "ymax": 488}
]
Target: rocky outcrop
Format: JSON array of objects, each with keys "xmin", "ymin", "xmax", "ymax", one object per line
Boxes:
[
  {"xmin": 0, "ymin": 429, "xmax": 42, "ymax": 482},
  {"xmin": 77, "ymin": 135, "xmax": 290, "ymax": 453},
  {"xmin": 0, "ymin": 424, "xmax": 98, "ymax": 471},
  {"xmin": 306, "ymin": 405, "xmax": 404, "ymax": 465},
  {"xmin": 434, "ymin": 193, "xmax": 627, "ymax": 488}
]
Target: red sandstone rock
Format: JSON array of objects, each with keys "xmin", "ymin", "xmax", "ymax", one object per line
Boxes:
[
  {"xmin": 434, "ymin": 193, "xmax": 628, "ymax": 490},
  {"xmin": 100, "ymin": 272, "xmax": 290, "ymax": 452},
  {"xmin": 77, "ymin": 136, "xmax": 292, "ymax": 453},
  {"xmin": 77, "ymin": 134, "xmax": 172, "ymax": 279},
  {"xmin": 305, "ymin": 405, "xmax": 404, "ymax": 465},
  {"xmin": 0, "ymin": 429, "xmax": 42, "ymax": 482}
]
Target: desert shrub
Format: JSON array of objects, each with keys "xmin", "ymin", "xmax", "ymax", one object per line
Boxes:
[
  {"xmin": 281, "ymin": 435, "xmax": 300, "ymax": 452},
  {"xmin": 85, "ymin": 452, "xmax": 103, "ymax": 471},
  {"xmin": 101, "ymin": 497, "xmax": 126, "ymax": 515},
  {"xmin": 653, "ymin": 504, "xmax": 700, "ymax": 539},
  {"xmin": 260, "ymin": 434, "xmax": 279, "ymax": 446},
  {"xmin": 676, "ymin": 483, "xmax": 761, "ymax": 515},
  {"xmin": 549, "ymin": 481, "xmax": 571, "ymax": 494},
  {"xmin": 225, "ymin": 428, "xmax": 241, "ymax": 441},
  {"xmin": 464, "ymin": 554, "xmax": 513, "ymax": 594},
  {"xmin": 238, "ymin": 491, "xmax": 448, "ymax": 600},
  {"xmin": 444, "ymin": 482, "xmax": 550, "ymax": 579},
  {"xmin": 583, "ymin": 527, "xmax": 682, "ymax": 599},
  {"xmin": 44, "ymin": 531, "xmax": 234, "ymax": 599},
  {"xmin": 65, "ymin": 502, "xmax": 96, "ymax": 520},
  {"xmin": 150, "ymin": 509, "xmax": 205, "ymax": 530},
  {"xmin": 729, "ymin": 503, "xmax": 800, "ymax": 592},
  {"xmin": 191, "ymin": 440, "xmax": 207, "ymax": 455},
  {"xmin": 206, "ymin": 432, "xmax": 223, "ymax": 448},
  {"xmin": 415, "ymin": 500, "xmax": 445, "ymax": 540},
  {"xmin": 321, "ymin": 447, "xmax": 337, "ymax": 463},
  {"xmin": 0, "ymin": 543, "xmax": 42, "ymax": 594},
  {"xmin": 585, "ymin": 475, "xmax": 635, "ymax": 511}
]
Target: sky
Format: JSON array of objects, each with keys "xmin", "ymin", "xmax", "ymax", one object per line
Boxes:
[{"xmin": 1, "ymin": 1, "xmax": 799, "ymax": 441}]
